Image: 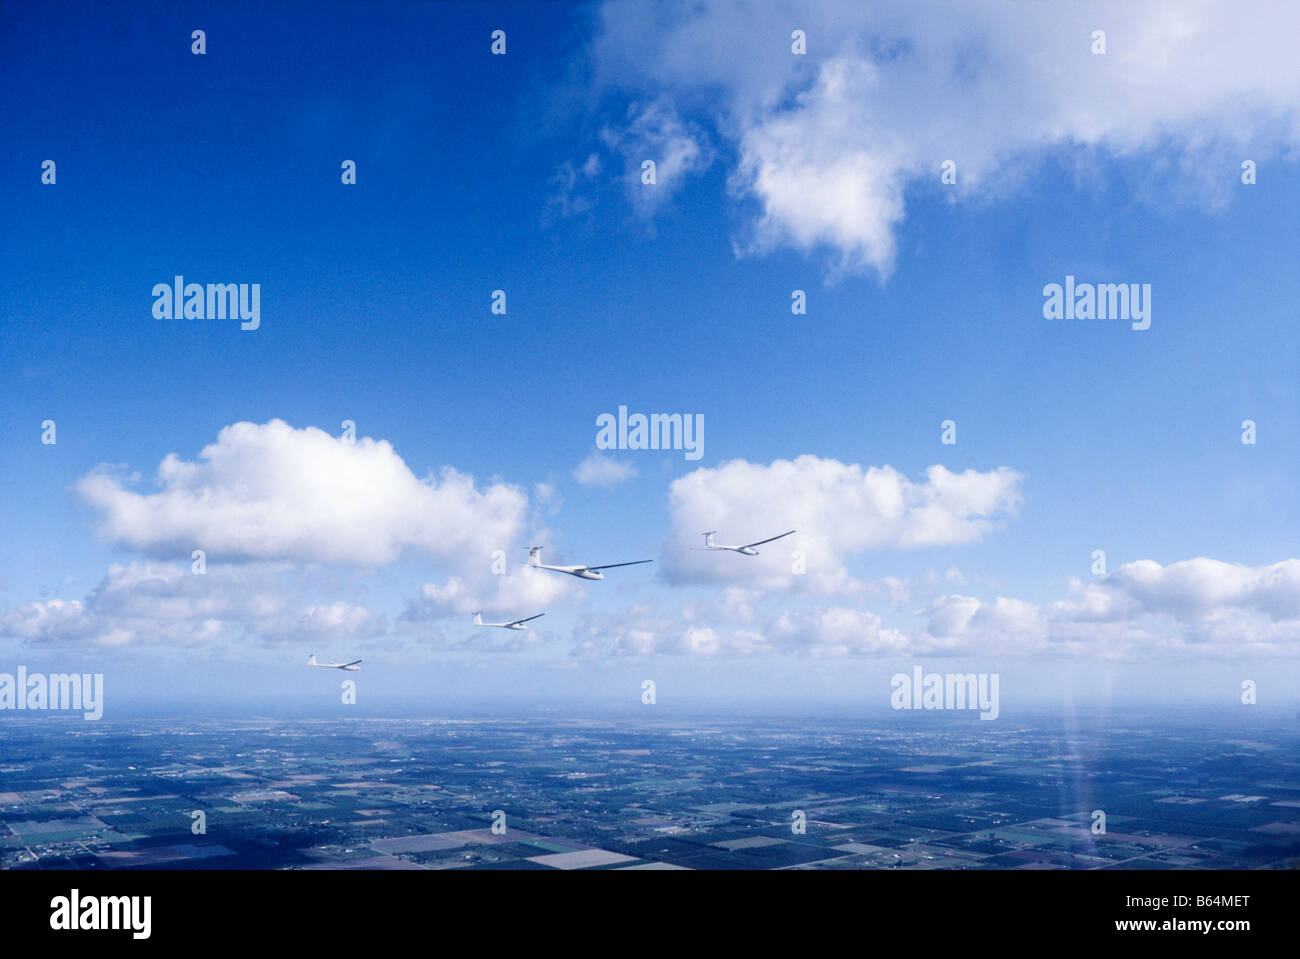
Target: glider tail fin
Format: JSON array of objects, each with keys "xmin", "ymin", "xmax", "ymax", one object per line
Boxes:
[
  {"xmin": 473, "ymin": 612, "xmax": 483, "ymax": 626},
  {"xmin": 528, "ymin": 547, "xmax": 542, "ymax": 567},
  {"xmin": 307, "ymin": 654, "xmax": 316, "ymax": 666}
]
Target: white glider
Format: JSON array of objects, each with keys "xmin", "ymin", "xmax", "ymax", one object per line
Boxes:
[
  {"xmin": 474, "ymin": 611, "xmax": 545, "ymax": 630},
  {"xmin": 308, "ymin": 654, "xmax": 361, "ymax": 671},
  {"xmin": 528, "ymin": 547, "xmax": 652, "ymax": 580},
  {"xmin": 698, "ymin": 529, "xmax": 796, "ymax": 556}
]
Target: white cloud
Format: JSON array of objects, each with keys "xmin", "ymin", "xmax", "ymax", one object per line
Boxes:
[
  {"xmin": 734, "ymin": 58, "xmax": 909, "ymax": 276},
  {"xmin": 592, "ymin": 0, "xmax": 1300, "ymax": 276},
  {"xmin": 571, "ymin": 556, "xmax": 1300, "ymax": 660},
  {"xmin": 573, "ymin": 452, "xmax": 638, "ymax": 487},
  {"xmin": 924, "ymin": 594, "xmax": 982, "ymax": 638},
  {"xmin": 662, "ymin": 456, "xmax": 1021, "ymax": 593},
  {"xmin": 404, "ymin": 565, "xmax": 578, "ymax": 623},
  {"xmin": 765, "ymin": 606, "xmax": 912, "ymax": 658},
  {"xmin": 923, "ymin": 557, "xmax": 1300, "ymax": 656},
  {"xmin": 570, "ymin": 601, "xmax": 931, "ymax": 659},
  {"xmin": 572, "ymin": 604, "xmax": 768, "ymax": 657},
  {"xmin": 297, "ymin": 602, "xmax": 379, "ymax": 638},
  {"xmin": 0, "ymin": 562, "xmax": 381, "ymax": 651},
  {"xmin": 75, "ymin": 420, "xmax": 528, "ymax": 567},
  {"xmin": 599, "ymin": 98, "xmax": 712, "ymax": 215}
]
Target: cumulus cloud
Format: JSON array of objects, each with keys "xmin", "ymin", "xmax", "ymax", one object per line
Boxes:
[
  {"xmin": 1080, "ymin": 557, "xmax": 1300, "ymax": 622},
  {"xmin": 403, "ymin": 564, "xmax": 577, "ymax": 623},
  {"xmin": 663, "ymin": 456, "xmax": 1021, "ymax": 592},
  {"xmin": 571, "ymin": 600, "xmax": 941, "ymax": 659},
  {"xmin": 0, "ymin": 562, "xmax": 381, "ymax": 651},
  {"xmin": 75, "ymin": 420, "xmax": 528, "ymax": 566},
  {"xmin": 573, "ymin": 604, "xmax": 769, "ymax": 657},
  {"xmin": 571, "ymin": 556, "xmax": 1300, "ymax": 660},
  {"xmin": 921, "ymin": 558, "xmax": 1300, "ymax": 656},
  {"xmin": 592, "ymin": 0, "xmax": 1300, "ymax": 276},
  {"xmin": 573, "ymin": 452, "xmax": 638, "ymax": 487},
  {"xmin": 765, "ymin": 607, "xmax": 912, "ymax": 658}
]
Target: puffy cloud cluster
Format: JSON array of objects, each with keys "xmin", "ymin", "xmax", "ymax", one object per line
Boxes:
[
  {"xmin": 663, "ymin": 456, "xmax": 1021, "ymax": 592},
  {"xmin": 16, "ymin": 552, "xmax": 1294, "ymax": 662},
  {"xmin": 1, "ymin": 562, "xmax": 380, "ymax": 651},
  {"xmin": 904, "ymin": 558, "xmax": 1300, "ymax": 656},
  {"xmin": 572, "ymin": 558, "xmax": 1300, "ymax": 659},
  {"xmin": 572, "ymin": 604, "xmax": 769, "ymax": 658},
  {"xmin": 591, "ymin": 0, "xmax": 1300, "ymax": 275},
  {"xmin": 404, "ymin": 565, "xmax": 578, "ymax": 623},
  {"xmin": 76, "ymin": 420, "xmax": 528, "ymax": 566},
  {"xmin": 28, "ymin": 415, "xmax": 1300, "ymax": 665}
]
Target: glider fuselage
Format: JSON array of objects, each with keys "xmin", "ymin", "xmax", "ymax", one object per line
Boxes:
[{"xmin": 538, "ymin": 564, "xmax": 604, "ymax": 580}]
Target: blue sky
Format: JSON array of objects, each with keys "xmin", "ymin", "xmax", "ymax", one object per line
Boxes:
[{"xmin": 3, "ymin": 0, "xmax": 1300, "ymax": 713}]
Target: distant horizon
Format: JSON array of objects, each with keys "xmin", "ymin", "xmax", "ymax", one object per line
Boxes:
[{"xmin": 4, "ymin": 694, "xmax": 1297, "ymax": 722}]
